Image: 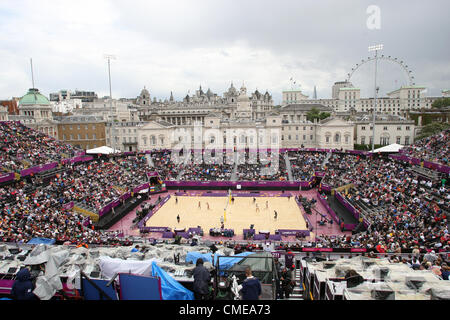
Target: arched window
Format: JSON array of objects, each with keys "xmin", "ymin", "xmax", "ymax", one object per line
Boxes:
[
  {"xmin": 334, "ymin": 133, "xmax": 341, "ymax": 143},
  {"xmin": 142, "ymin": 136, "xmax": 147, "ymax": 145},
  {"xmin": 151, "ymin": 135, "xmax": 156, "ymax": 145}
]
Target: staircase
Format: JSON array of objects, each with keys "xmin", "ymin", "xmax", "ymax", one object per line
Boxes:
[
  {"xmin": 285, "ymin": 267, "xmax": 304, "ymax": 300},
  {"xmin": 230, "ymin": 153, "xmax": 239, "ymax": 181},
  {"xmin": 284, "ymin": 153, "xmax": 294, "ymax": 181},
  {"xmin": 321, "ymin": 152, "xmax": 332, "ymax": 169}
]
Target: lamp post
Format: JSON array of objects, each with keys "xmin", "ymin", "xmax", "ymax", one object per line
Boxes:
[
  {"xmin": 368, "ymin": 44, "xmax": 383, "ymax": 152},
  {"xmin": 104, "ymin": 54, "xmax": 117, "ymax": 153}
]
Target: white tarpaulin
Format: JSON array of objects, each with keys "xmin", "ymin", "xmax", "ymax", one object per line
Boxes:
[
  {"xmin": 22, "ymin": 245, "xmax": 70, "ymax": 300},
  {"xmin": 372, "ymin": 143, "xmax": 404, "ymax": 153},
  {"xmin": 86, "ymin": 146, "xmax": 121, "ymax": 155},
  {"xmin": 98, "ymin": 256, "xmax": 160, "ymax": 279}
]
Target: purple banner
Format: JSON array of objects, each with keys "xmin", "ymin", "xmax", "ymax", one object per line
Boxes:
[
  {"xmin": 80, "ymin": 156, "xmax": 94, "ymax": 162},
  {"xmin": 0, "ymin": 172, "xmax": 15, "ymax": 183},
  {"xmin": 133, "ymin": 183, "xmax": 149, "ymax": 193},
  {"xmin": 147, "ymin": 172, "xmax": 160, "ymax": 177},
  {"xmin": 63, "ymin": 201, "xmax": 74, "ymax": 210},
  {"xmin": 319, "ymin": 184, "xmax": 332, "ymax": 192},
  {"xmin": 390, "ymin": 154, "xmax": 450, "ymax": 174},
  {"xmin": 277, "ymin": 229, "xmax": 311, "ymax": 236},
  {"xmin": 20, "ymin": 162, "xmax": 58, "ymax": 177},
  {"xmin": 164, "ymin": 180, "xmax": 311, "ymax": 188}
]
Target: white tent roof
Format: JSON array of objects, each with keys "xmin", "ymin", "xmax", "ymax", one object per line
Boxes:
[
  {"xmin": 372, "ymin": 143, "xmax": 404, "ymax": 153},
  {"xmin": 86, "ymin": 146, "xmax": 121, "ymax": 154}
]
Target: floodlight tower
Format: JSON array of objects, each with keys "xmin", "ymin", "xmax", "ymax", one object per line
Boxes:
[
  {"xmin": 104, "ymin": 54, "xmax": 117, "ymax": 153},
  {"xmin": 368, "ymin": 44, "xmax": 383, "ymax": 152}
]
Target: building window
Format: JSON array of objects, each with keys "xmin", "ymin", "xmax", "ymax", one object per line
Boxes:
[
  {"xmin": 396, "ymin": 137, "xmax": 401, "ymax": 144},
  {"xmin": 406, "ymin": 126, "xmax": 410, "ymax": 131},
  {"xmin": 362, "ymin": 126, "xmax": 366, "ymax": 131},
  {"xmin": 397, "ymin": 126, "xmax": 401, "ymax": 131},
  {"xmin": 405, "ymin": 136, "xmax": 410, "ymax": 145},
  {"xmin": 383, "ymin": 126, "xmax": 388, "ymax": 131},
  {"xmin": 361, "ymin": 136, "xmax": 365, "ymax": 144},
  {"xmin": 86, "ymin": 134, "xmax": 89, "ymax": 140},
  {"xmin": 334, "ymin": 133, "xmax": 340, "ymax": 143}
]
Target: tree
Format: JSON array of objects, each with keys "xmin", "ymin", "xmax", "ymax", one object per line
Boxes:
[
  {"xmin": 416, "ymin": 122, "xmax": 450, "ymax": 140},
  {"xmin": 306, "ymin": 107, "xmax": 331, "ymax": 122},
  {"xmin": 431, "ymin": 97, "xmax": 450, "ymax": 109}
]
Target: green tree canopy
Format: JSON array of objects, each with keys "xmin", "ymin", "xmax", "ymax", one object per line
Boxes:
[
  {"xmin": 416, "ymin": 122, "xmax": 450, "ymax": 140},
  {"xmin": 306, "ymin": 107, "xmax": 331, "ymax": 122},
  {"xmin": 431, "ymin": 97, "xmax": 450, "ymax": 109}
]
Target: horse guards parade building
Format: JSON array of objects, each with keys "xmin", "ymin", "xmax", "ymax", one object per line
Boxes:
[{"xmin": 3, "ymin": 80, "xmax": 448, "ymax": 152}]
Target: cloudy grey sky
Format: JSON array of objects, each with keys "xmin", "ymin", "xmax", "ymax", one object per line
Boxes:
[{"xmin": 0, "ymin": 0, "xmax": 449, "ymax": 104}]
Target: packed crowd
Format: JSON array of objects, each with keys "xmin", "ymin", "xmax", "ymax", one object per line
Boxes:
[
  {"xmin": 1, "ymin": 122, "xmax": 449, "ymax": 253},
  {"xmin": 177, "ymin": 153, "xmax": 233, "ymax": 181},
  {"xmin": 57, "ymin": 158, "xmax": 148, "ymax": 211},
  {"xmin": 0, "ymin": 176, "xmax": 122, "ymax": 245},
  {"xmin": 237, "ymin": 152, "xmax": 288, "ymax": 181},
  {"xmin": 317, "ymin": 154, "xmax": 449, "ymax": 252},
  {"xmin": 401, "ymin": 129, "xmax": 449, "ymax": 165},
  {"xmin": 289, "ymin": 151, "xmax": 327, "ymax": 181},
  {"xmin": 0, "ymin": 122, "xmax": 79, "ymax": 172}
]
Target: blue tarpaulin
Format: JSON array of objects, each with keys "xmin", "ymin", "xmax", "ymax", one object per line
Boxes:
[
  {"xmin": 214, "ymin": 252, "xmax": 255, "ymax": 270},
  {"xmin": 27, "ymin": 238, "xmax": 56, "ymax": 245},
  {"xmin": 151, "ymin": 262, "xmax": 194, "ymax": 300},
  {"xmin": 185, "ymin": 252, "xmax": 213, "ymax": 265}
]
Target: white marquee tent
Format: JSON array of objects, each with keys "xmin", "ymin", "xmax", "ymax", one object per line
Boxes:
[
  {"xmin": 372, "ymin": 143, "xmax": 404, "ymax": 153},
  {"xmin": 86, "ymin": 146, "xmax": 121, "ymax": 155}
]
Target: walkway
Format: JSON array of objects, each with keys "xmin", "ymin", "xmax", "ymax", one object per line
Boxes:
[{"xmin": 284, "ymin": 153, "xmax": 294, "ymax": 181}]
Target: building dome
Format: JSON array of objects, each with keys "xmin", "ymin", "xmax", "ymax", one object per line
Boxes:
[
  {"xmin": 19, "ymin": 88, "xmax": 50, "ymax": 106},
  {"xmin": 140, "ymin": 87, "xmax": 150, "ymax": 99}
]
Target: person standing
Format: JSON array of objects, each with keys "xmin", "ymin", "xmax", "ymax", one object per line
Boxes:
[
  {"xmin": 266, "ymin": 201, "xmax": 269, "ymax": 209},
  {"xmin": 238, "ymin": 266, "xmax": 261, "ymax": 300},
  {"xmin": 274, "ymin": 258, "xmax": 282, "ymax": 299},
  {"xmin": 274, "ymin": 210, "xmax": 278, "ymax": 220},
  {"xmin": 280, "ymin": 267, "xmax": 292, "ymax": 299},
  {"xmin": 193, "ymin": 258, "xmax": 211, "ymax": 300},
  {"xmin": 177, "ymin": 214, "xmax": 180, "ymax": 224},
  {"xmin": 10, "ymin": 267, "xmax": 37, "ymax": 300},
  {"xmin": 198, "ymin": 201, "xmax": 201, "ymax": 209}
]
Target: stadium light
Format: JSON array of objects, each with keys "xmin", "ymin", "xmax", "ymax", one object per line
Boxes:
[
  {"xmin": 368, "ymin": 44, "xmax": 383, "ymax": 152},
  {"xmin": 104, "ymin": 54, "xmax": 117, "ymax": 153}
]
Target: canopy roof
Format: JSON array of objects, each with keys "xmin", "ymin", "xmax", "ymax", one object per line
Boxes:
[
  {"xmin": 372, "ymin": 143, "xmax": 404, "ymax": 153},
  {"xmin": 86, "ymin": 146, "xmax": 121, "ymax": 154}
]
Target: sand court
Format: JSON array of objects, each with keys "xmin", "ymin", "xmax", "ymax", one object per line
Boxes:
[{"xmin": 145, "ymin": 195, "xmax": 308, "ymax": 235}]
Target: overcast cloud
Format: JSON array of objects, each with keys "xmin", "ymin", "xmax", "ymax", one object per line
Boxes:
[{"xmin": 0, "ymin": 0, "xmax": 449, "ymax": 104}]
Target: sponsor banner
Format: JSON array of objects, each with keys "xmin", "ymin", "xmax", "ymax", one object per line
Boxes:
[
  {"xmin": 0, "ymin": 172, "xmax": 15, "ymax": 183},
  {"xmin": 62, "ymin": 202, "xmax": 74, "ymax": 210}
]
